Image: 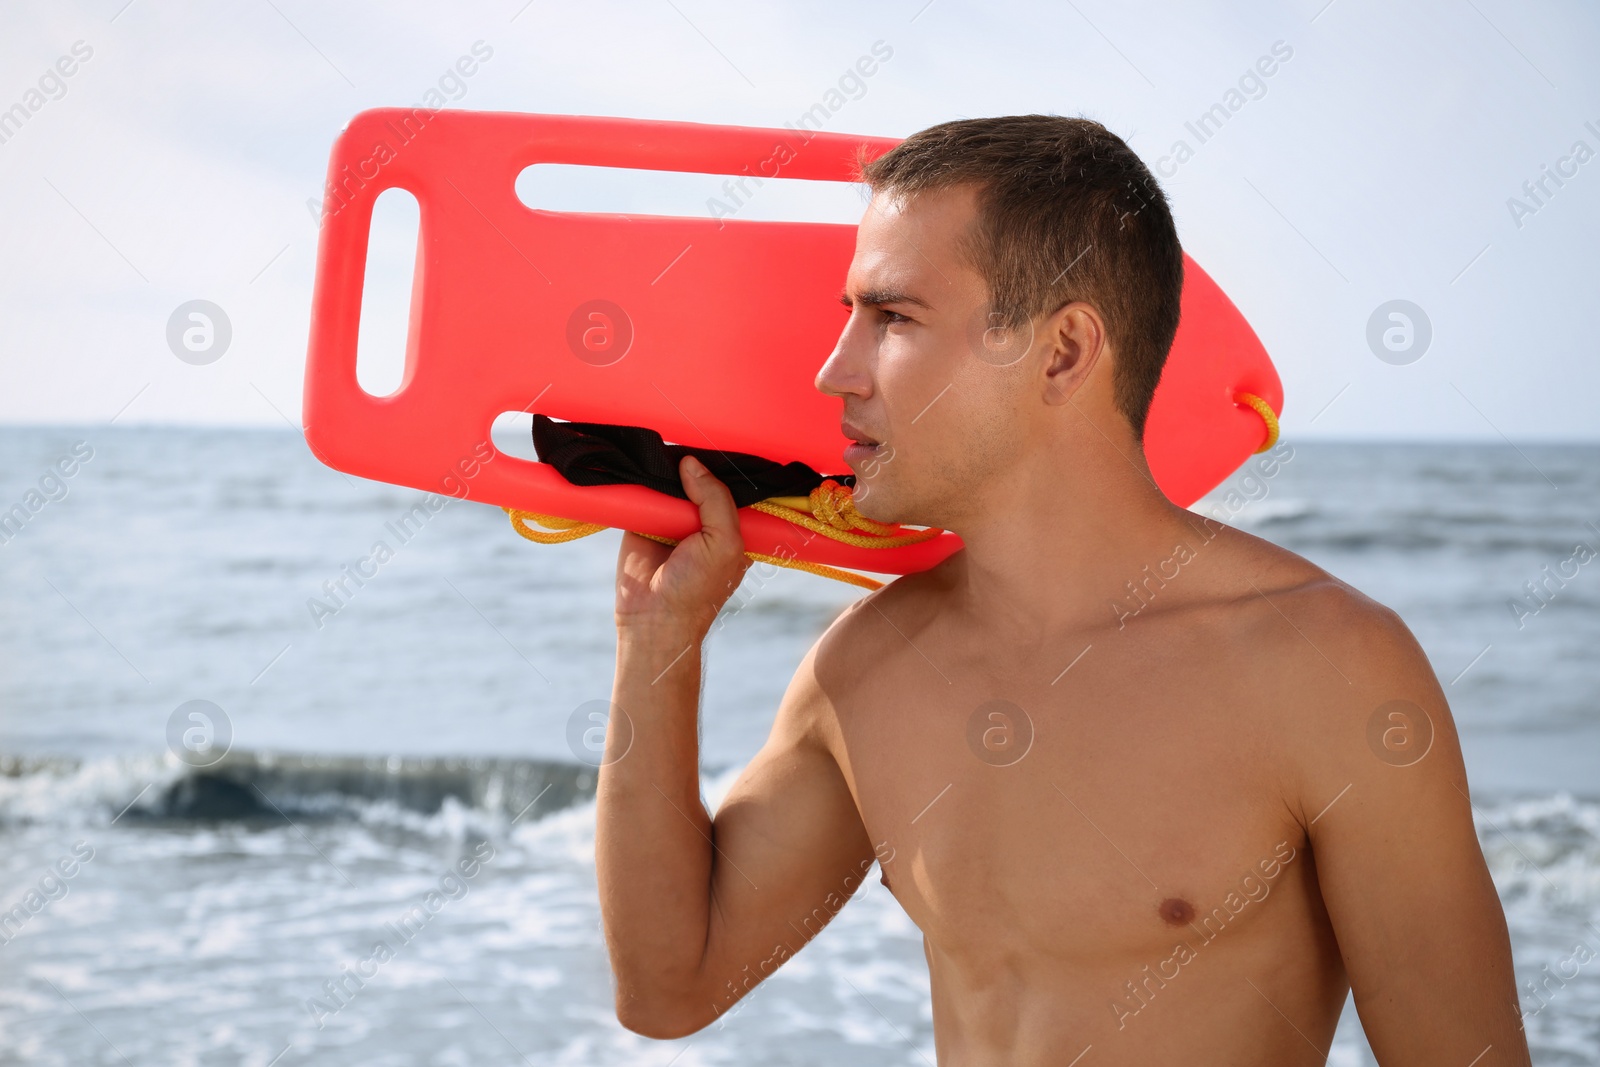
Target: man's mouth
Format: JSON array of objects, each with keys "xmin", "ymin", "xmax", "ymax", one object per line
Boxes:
[
  {"xmin": 841, "ymin": 420, "xmax": 882, "ymax": 463},
  {"xmin": 841, "ymin": 421, "xmax": 880, "ymax": 446}
]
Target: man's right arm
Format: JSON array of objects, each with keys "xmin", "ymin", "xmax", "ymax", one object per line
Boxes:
[{"xmin": 594, "ymin": 455, "xmax": 877, "ymax": 1038}]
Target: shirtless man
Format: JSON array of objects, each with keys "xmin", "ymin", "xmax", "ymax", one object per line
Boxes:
[{"xmin": 594, "ymin": 115, "xmax": 1531, "ymax": 1064}]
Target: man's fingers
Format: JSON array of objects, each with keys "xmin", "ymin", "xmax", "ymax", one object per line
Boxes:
[
  {"xmin": 618, "ymin": 529, "xmax": 671, "ymax": 568},
  {"xmin": 678, "ymin": 456, "xmax": 743, "ymax": 550}
]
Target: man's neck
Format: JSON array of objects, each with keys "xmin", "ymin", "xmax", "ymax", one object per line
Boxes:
[{"xmin": 936, "ymin": 430, "xmax": 1211, "ymax": 643}]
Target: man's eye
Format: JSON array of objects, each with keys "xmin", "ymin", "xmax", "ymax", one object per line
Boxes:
[{"xmin": 881, "ymin": 310, "xmax": 910, "ymax": 324}]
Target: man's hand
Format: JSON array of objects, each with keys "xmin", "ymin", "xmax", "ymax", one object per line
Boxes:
[{"xmin": 614, "ymin": 454, "xmax": 752, "ymax": 637}]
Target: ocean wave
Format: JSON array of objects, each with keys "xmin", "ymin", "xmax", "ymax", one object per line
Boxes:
[
  {"xmin": 1476, "ymin": 792, "xmax": 1600, "ymax": 909},
  {"xmin": 0, "ymin": 750, "xmax": 597, "ymax": 831},
  {"xmin": 1194, "ymin": 497, "xmax": 1316, "ymax": 527}
]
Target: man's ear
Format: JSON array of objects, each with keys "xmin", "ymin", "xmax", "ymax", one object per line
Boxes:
[{"xmin": 1041, "ymin": 302, "xmax": 1105, "ymax": 406}]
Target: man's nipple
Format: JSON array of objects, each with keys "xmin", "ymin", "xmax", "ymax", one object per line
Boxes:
[{"xmin": 1158, "ymin": 897, "xmax": 1195, "ymax": 926}]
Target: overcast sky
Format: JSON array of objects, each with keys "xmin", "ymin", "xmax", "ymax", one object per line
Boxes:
[{"xmin": 1, "ymin": 0, "xmax": 1596, "ymax": 440}]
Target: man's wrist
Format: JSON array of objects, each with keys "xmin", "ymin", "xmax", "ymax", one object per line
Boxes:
[
  {"xmin": 615, "ymin": 615, "xmax": 708, "ymax": 654},
  {"xmin": 614, "ymin": 623, "xmax": 704, "ymax": 699}
]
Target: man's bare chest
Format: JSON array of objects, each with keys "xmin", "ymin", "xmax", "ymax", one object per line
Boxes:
[{"xmin": 823, "ymin": 628, "xmax": 1310, "ymax": 963}]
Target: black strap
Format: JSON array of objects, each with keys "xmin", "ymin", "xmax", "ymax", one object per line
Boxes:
[{"xmin": 531, "ymin": 414, "xmax": 854, "ymax": 509}]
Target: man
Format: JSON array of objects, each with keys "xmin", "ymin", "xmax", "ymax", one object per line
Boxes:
[{"xmin": 595, "ymin": 115, "xmax": 1530, "ymax": 1064}]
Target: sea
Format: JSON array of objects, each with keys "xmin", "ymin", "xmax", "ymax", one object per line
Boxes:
[{"xmin": 0, "ymin": 426, "xmax": 1596, "ymax": 1065}]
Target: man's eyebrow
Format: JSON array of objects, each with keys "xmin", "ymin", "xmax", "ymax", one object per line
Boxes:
[{"xmin": 838, "ymin": 287, "xmax": 934, "ymax": 311}]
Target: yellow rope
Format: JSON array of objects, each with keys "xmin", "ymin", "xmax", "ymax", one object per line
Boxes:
[
  {"xmin": 746, "ymin": 552, "xmax": 886, "ymax": 590},
  {"xmin": 504, "ymin": 478, "xmax": 945, "ymax": 591},
  {"xmin": 505, "ymin": 510, "xmax": 608, "ymax": 543},
  {"xmin": 750, "ymin": 480, "xmax": 942, "ymax": 549},
  {"xmin": 1235, "ymin": 392, "xmax": 1280, "ymax": 454}
]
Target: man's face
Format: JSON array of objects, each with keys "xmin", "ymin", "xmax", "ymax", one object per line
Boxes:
[{"xmin": 816, "ymin": 184, "xmax": 1036, "ymax": 528}]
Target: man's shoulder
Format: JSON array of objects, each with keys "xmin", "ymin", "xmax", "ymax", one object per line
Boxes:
[
  {"xmin": 1203, "ymin": 528, "xmax": 1452, "ymax": 780},
  {"xmin": 813, "ymin": 561, "xmax": 947, "ymax": 664},
  {"xmin": 791, "ymin": 567, "xmax": 949, "ymax": 730},
  {"xmin": 1217, "ymin": 529, "xmax": 1426, "ymax": 694}
]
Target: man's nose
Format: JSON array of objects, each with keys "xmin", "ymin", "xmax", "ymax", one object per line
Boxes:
[{"xmin": 815, "ymin": 317, "xmax": 872, "ymax": 399}]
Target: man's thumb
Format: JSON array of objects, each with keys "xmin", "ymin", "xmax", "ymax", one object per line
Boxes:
[{"xmin": 680, "ymin": 456, "xmax": 741, "ymax": 540}]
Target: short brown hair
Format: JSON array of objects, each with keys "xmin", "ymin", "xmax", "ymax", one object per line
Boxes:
[{"xmin": 855, "ymin": 115, "xmax": 1183, "ymax": 439}]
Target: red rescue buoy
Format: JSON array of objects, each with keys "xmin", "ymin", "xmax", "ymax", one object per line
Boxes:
[{"xmin": 303, "ymin": 110, "xmax": 1281, "ymax": 576}]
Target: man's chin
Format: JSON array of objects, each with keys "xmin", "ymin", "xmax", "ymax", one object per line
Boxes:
[{"xmin": 850, "ymin": 485, "xmax": 905, "ymax": 526}]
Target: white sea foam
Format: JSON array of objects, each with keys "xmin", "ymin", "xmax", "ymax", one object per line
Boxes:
[{"xmin": 1198, "ymin": 496, "xmax": 1317, "ymax": 527}]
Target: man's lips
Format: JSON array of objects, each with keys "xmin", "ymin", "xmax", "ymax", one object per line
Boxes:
[
  {"xmin": 840, "ymin": 420, "xmax": 880, "ymax": 446},
  {"xmin": 841, "ymin": 420, "xmax": 882, "ymax": 464},
  {"xmin": 843, "ymin": 442, "xmax": 880, "ymax": 459}
]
